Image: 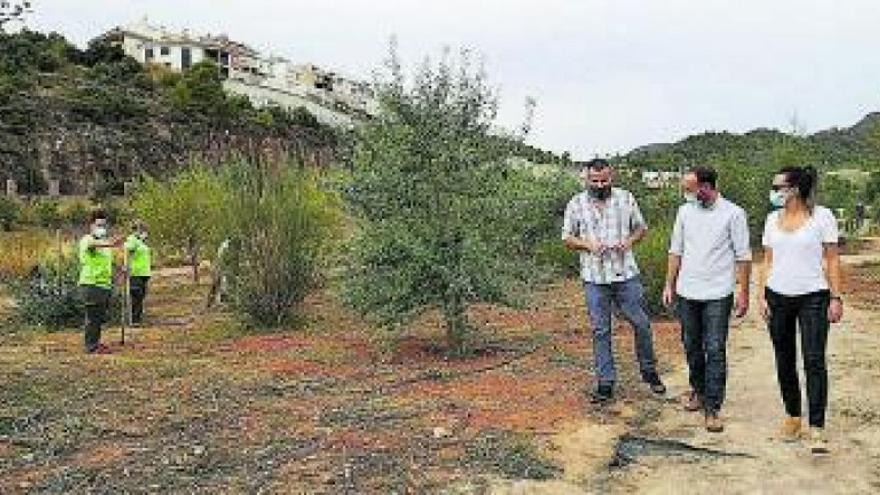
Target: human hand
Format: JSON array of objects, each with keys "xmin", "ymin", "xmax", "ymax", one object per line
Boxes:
[
  {"xmin": 759, "ymin": 297, "xmax": 770, "ymax": 322},
  {"xmin": 662, "ymin": 284, "xmax": 675, "ymax": 309},
  {"xmin": 734, "ymin": 290, "xmax": 749, "ymax": 318},
  {"xmin": 828, "ymin": 298, "xmax": 843, "ymax": 323}
]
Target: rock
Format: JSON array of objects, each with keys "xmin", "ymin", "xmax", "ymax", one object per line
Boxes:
[{"xmin": 433, "ymin": 426, "xmax": 452, "ymax": 439}]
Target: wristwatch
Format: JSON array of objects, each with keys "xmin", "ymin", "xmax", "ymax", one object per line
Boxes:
[{"xmin": 830, "ymin": 295, "xmax": 843, "ymax": 304}]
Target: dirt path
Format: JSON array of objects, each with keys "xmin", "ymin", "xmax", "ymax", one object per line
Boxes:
[{"xmin": 488, "ymin": 253, "xmax": 880, "ymax": 495}]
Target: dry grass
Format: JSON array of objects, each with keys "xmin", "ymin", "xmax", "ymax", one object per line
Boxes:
[{"xmin": 0, "ymin": 268, "xmax": 685, "ymax": 493}]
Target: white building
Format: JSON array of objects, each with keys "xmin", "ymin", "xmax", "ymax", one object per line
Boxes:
[{"xmin": 101, "ymin": 18, "xmax": 378, "ymax": 121}]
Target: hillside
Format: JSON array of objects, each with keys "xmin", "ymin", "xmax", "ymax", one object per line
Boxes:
[{"xmin": 0, "ymin": 30, "xmax": 341, "ymax": 196}]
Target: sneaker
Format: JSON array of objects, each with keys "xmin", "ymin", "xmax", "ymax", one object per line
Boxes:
[
  {"xmin": 643, "ymin": 372, "xmax": 667, "ymax": 396},
  {"xmin": 705, "ymin": 412, "xmax": 724, "ymax": 433},
  {"xmin": 590, "ymin": 384, "xmax": 614, "ymax": 404},
  {"xmin": 809, "ymin": 428, "xmax": 830, "ymax": 456},
  {"xmin": 779, "ymin": 416, "xmax": 803, "ymax": 442},
  {"xmin": 682, "ymin": 390, "xmax": 703, "ymax": 412}
]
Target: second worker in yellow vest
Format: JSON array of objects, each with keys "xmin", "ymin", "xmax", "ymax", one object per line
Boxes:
[{"xmin": 125, "ymin": 220, "xmax": 152, "ymax": 326}]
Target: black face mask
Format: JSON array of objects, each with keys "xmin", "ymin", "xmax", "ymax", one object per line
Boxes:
[{"xmin": 589, "ymin": 186, "xmax": 611, "ymax": 200}]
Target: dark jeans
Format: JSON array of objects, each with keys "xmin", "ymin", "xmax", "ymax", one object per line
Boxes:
[
  {"xmin": 129, "ymin": 276, "xmax": 150, "ymax": 324},
  {"xmin": 765, "ymin": 288, "xmax": 831, "ymax": 428},
  {"xmin": 82, "ymin": 285, "xmax": 111, "ymax": 352},
  {"xmin": 677, "ymin": 295, "xmax": 733, "ymax": 414},
  {"xmin": 584, "ymin": 277, "xmax": 659, "ymax": 387}
]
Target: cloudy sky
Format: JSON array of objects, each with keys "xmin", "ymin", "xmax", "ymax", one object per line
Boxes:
[{"xmin": 24, "ymin": 0, "xmax": 880, "ymax": 158}]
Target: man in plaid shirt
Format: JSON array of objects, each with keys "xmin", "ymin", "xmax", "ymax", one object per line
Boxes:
[{"xmin": 563, "ymin": 158, "xmax": 666, "ymax": 404}]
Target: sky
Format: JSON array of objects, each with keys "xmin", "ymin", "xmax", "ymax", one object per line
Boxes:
[{"xmin": 21, "ymin": 0, "xmax": 880, "ymax": 158}]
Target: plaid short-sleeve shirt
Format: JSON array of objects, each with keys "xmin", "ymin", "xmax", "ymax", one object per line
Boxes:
[{"xmin": 562, "ymin": 188, "xmax": 647, "ymax": 284}]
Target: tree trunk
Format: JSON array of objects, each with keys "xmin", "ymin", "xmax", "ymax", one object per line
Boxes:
[
  {"xmin": 188, "ymin": 237, "xmax": 200, "ymax": 284},
  {"xmin": 443, "ymin": 293, "xmax": 469, "ymax": 357}
]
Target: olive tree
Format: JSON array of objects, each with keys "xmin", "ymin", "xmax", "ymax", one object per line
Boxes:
[{"xmin": 343, "ymin": 45, "xmax": 552, "ymax": 355}]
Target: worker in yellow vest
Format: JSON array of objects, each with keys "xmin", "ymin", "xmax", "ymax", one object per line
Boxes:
[
  {"xmin": 78, "ymin": 209, "xmax": 122, "ymax": 354},
  {"xmin": 125, "ymin": 220, "xmax": 152, "ymax": 326}
]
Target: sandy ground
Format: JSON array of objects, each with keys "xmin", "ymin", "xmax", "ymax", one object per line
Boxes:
[{"xmin": 487, "ymin": 252, "xmax": 880, "ymax": 495}]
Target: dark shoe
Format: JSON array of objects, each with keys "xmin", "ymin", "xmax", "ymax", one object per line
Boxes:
[
  {"xmin": 681, "ymin": 390, "xmax": 703, "ymax": 412},
  {"xmin": 590, "ymin": 384, "xmax": 614, "ymax": 404},
  {"xmin": 705, "ymin": 412, "xmax": 724, "ymax": 433},
  {"xmin": 89, "ymin": 343, "xmax": 113, "ymax": 355},
  {"xmin": 643, "ymin": 372, "xmax": 667, "ymax": 396}
]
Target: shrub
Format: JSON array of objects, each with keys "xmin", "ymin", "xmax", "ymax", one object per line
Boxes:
[
  {"xmin": 0, "ymin": 195, "xmax": 21, "ymax": 231},
  {"xmin": 33, "ymin": 199, "xmax": 62, "ymax": 228},
  {"xmin": 61, "ymin": 199, "xmax": 91, "ymax": 228},
  {"xmin": 131, "ymin": 167, "xmax": 230, "ymax": 282},
  {"xmin": 7, "ymin": 245, "xmax": 124, "ymax": 330},
  {"xmin": 635, "ymin": 222, "xmax": 673, "ymax": 317},
  {"xmin": 221, "ymin": 164, "xmax": 340, "ymax": 327}
]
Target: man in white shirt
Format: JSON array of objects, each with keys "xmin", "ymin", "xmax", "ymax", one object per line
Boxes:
[{"xmin": 663, "ymin": 166, "xmax": 752, "ymax": 433}]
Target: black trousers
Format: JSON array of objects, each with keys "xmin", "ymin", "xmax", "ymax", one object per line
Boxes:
[
  {"xmin": 129, "ymin": 276, "xmax": 150, "ymax": 324},
  {"xmin": 82, "ymin": 285, "xmax": 111, "ymax": 352},
  {"xmin": 765, "ymin": 288, "xmax": 831, "ymax": 428}
]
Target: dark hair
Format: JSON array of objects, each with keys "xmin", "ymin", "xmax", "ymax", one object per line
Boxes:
[
  {"xmin": 778, "ymin": 165, "xmax": 818, "ymax": 203},
  {"xmin": 89, "ymin": 208, "xmax": 109, "ymax": 224},
  {"xmin": 688, "ymin": 165, "xmax": 717, "ymax": 189},
  {"xmin": 582, "ymin": 158, "xmax": 610, "ymax": 171}
]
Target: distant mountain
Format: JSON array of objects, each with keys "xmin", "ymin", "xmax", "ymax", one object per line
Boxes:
[{"xmin": 623, "ymin": 114, "xmax": 880, "ymax": 170}]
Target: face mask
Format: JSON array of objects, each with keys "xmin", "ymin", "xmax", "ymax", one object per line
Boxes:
[
  {"xmin": 769, "ymin": 190, "xmax": 787, "ymax": 209},
  {"xmin": 589, "ymin": 186, "xmax": 611, "ymax": 200},
  {"xmin": 683, "ymin": 192, "xmax": 699, "ymax": 205},
  {"xmin": 93, "ymin": 226, "xmax": 108, "ymax": 239},
  {"xmin": 139, "ymin": 232, "xmax": 149, "ymax": 241}
]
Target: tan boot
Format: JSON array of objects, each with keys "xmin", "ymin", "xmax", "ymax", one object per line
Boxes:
[
  {"xmin": 779, "ymin": 416, "xmax": 802, "ymax": 442},
  {"xmin": 705, "ymin": 412, "xmax": 724, "ymax": 433},
  {"xmin": 809, "ymin": 428, "xmax": 830, "ymax": 456}
]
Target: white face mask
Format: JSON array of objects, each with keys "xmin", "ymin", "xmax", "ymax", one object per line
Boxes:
[
  {"xmin": 683, "ymin": 192, "xmax": 699, "ymax": 205},
  {"xmin": 93, "ymin": 226, "xmax": 108, "ymax": 239}
]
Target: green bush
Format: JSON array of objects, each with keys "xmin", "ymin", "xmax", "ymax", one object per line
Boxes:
[
  {"xmin": 61, "ymin": 199, "xmax": 91, "ymax": 228},
  {"xmin": 222, "ymin": 165, "xmax": 340, "ymax": 327},
  {"xmin": 635, "ymin": 222, "xmax": 673, "ymax": 317},
  {"xmin": 0, "ymin": 195, "xmax": 21, "ymax": 231},
  {"xmin": 8, "ymin": 249, "xmax": 124, "ymax": 331},
  {"xmin": 33, "ymin": 199, "xmax": 62, "ymax": 229}
]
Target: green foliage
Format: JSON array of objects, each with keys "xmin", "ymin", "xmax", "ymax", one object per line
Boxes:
[
  {"xmin": 343, "ymin": 47, "xmax": 554, "ymax": 354},
  {"xmin": 635, "ymin": 222, "xmax": 673, "ymax": 317},
  {"xmin": 0, "ymin": 30, "xmax": 339, "ymax": 195},
  {"xmin": 60, "ymin": 199, "xmax": 91, "ymax": 228},
  {"xmin": 131, "ymin": 167, "xmax": 230, "ymax": 279},
  {"xmin": 716, "ymin": 161, "xmax": 776, "ymax": 245},
  {"xmin": 0, "ymin": 195, "xmax": 21, "ymax": 231},
  {"xmin": 221, "ymin": 164, "xmax": 341, "ymax": 327},
  {"xmin": 33, "ymin": 199, "xmax": 62, "ymax": 229},
  {"xmin": 8, "ymin": 251, "xmax": 81, "ymax": 330}
]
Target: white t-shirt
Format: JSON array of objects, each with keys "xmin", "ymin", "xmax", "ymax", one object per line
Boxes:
[{"xmin": 762, "ymin": 206, "xmax": 838, "ymax": 296}]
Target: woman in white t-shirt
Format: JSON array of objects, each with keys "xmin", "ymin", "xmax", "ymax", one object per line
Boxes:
[{"xmin": 757, "ymin": 165, "xmax": 844, "ymax": 456}]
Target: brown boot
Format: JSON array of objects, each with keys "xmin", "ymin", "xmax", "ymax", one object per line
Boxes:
[
  {"xmin": 705, "ymin": 412, "xmax": 724, "ymax": 433},
  {"xmin": 779, "ymin": 416, "xmax": 803, "ymax": 442},
  {"xmin": 681, "ymin": 390, "xmax": 703, "ymax": 412}
]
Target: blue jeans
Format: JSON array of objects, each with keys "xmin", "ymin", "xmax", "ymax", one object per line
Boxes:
[
  {"xmin": 584, "ymin": 277, "xmax": 659, "ymax": 387},
  {"xmin": 677, "ymin": 295, "xmax": 733, "ymax": 414}
]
